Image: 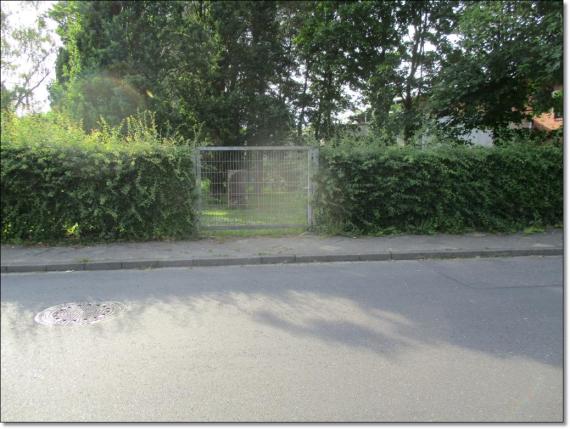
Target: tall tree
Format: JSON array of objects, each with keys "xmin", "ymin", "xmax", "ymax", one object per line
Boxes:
[
  {"xmin": 332, "ymin": 0, "xmax": 403, "ymax": 140},
  {"xmin": 294, "ymin": 1, "xmax": 350, "ymax": 140},
  {"xmin": 293, "ymin": 0, "xmax": 457, "ymax": 143},
  {"xmin": 49, "ymin": 1, "xmax": 217, "ymax": 137},
  {"xmin": 430, "ymin": 0, "xmax": 563, "ymax": 134},
  {"xmin": 50, "ymin": 0, "xmax": 298, "ymax": 145},
  {"xmin": 199, "ymin": 0, "xmax": 295, "ymax": 145},
  {"xmin": 392, "ymin": 0, "xmax": 458, "ymax": 142},
  {"xmin": 48, "ymin": 0, "xmax": 561, "ymax": 144}
]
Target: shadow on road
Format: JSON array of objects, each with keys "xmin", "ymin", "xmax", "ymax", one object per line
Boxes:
[{"xmin": 1, "ymin": 257, "xmax": 563, "ymax": 368}]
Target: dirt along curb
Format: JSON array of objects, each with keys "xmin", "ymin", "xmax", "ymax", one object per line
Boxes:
[{"xmin": 0, "ymin": 247, "xmax": 563, "ymax": 274}]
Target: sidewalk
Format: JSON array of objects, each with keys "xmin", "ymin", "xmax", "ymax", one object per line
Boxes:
[{"xmin": 0, "ymin": 229, "xmax": 562, "ymax": 273}]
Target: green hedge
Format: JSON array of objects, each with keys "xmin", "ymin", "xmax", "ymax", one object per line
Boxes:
[
  {"xmin": 1, "ymin": 112, "xmax": 563, "ymax": 241},
  {"xmin": 1, "ymin": 114, "xmax": 198, "ymax": 242},
  {"xmin": 314, "ymin": 144, "xmax": 563, "ymax": 234}
]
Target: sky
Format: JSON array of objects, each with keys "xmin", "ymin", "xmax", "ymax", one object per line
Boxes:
[{"xmin": 1, "ymin": 0, "xmax": 61, "ymax": 113}]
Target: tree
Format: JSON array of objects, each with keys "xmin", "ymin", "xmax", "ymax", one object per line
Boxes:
[
  {"xmin": 293, "ymin": 0, "xmax": 457, "ymax": 144},
  {"xmin": 294, "ymin": 1, "xmax": 352, "ymax": 140},
  {"xmin": 49, "ymin": 1, "xmax": 218, "ymax": 137},
  {"xmin": 48, "ymin": 0, "xmax": 561, "ymax": 145},
  {"xmin": 430, "ymin": 0, "xmax": 563, "ymax": 135},
  {"xmin": 391, "ymin": 0, "xmax": 458, "ymax": 142},
  {"xmin": 50, "ymin": 0, "xmax": 299, "ymax": 145},
  {"xmin": 196, "ymin": 0, "xmax": 296, "ymax": 145},
  {"xmin": 1, "ymin": 2, "xmax": 57, "ymax": 113}
]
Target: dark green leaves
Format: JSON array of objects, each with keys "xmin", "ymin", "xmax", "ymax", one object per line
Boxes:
[
  {"xmin": 314, "ymin": 143, "xmax": 562, "ymax": 235},
  {"xmin": 431, "ymin": 0, "xmax": 563, "ymax": 134},
  {"xmin": 1, "ymin": 114, "xmax": 198, "ymax": 242}
]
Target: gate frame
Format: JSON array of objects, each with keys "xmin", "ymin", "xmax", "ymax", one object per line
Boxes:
[{"xmin": 195, "ymin": 146, "xmax": 318, "ymax": 230}]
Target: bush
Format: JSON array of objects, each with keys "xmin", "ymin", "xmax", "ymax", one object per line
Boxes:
[
  {"xmin": 314, "ymin": 143, "xmax": 562, "ymax": 234},
  {"xmin": 1, "ymin": 112, "xmax": 198, "ymax": 242}
]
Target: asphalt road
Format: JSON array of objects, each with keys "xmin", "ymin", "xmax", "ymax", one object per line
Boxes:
[{"xmin": 0, "ymin": 256, "xmax": 563, "ymax": 422}]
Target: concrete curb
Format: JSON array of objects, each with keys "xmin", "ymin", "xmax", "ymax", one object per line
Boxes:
[{"xmin": 0, "ymin": 247, "xmax": 563, "ymax": 274}]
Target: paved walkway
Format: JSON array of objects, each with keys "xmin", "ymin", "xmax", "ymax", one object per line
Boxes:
[{"xmin": 1, "ymin": 229, "xmax": 563, "ymax": 273}]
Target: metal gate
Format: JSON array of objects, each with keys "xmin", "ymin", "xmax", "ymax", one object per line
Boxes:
[{"xmin": 195, "ymin": 146, "xmax": 318, "ymax": 229}]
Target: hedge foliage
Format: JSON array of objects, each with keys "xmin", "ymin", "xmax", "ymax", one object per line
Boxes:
[
  {"xmin": 1, "ymin": 113, "xmax": 198, "ymax": 242},
  {"xmin": 314, "ymin": 144, "xmax": 563, "ymax": 234},
  {"xmin": 1, "ymin": 112, "xmax": 563, "ymax": 242}
]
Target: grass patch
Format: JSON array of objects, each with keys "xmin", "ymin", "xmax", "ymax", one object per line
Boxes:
[
  {"xmin": 200, "ymin": 227, "xmax": 308, "ymax": 240},
  {"xmin": 523, "ymin": 225, "xmax": 546, "ymax": 235},
  {"xmin": 200, "ymin": 193, "xmax": 308, "ymax": 227}
]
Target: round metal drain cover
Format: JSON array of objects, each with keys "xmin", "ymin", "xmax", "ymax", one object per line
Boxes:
[{"xmin": 34, "ymin": 302, "xmax": 126, "ymax": 326}]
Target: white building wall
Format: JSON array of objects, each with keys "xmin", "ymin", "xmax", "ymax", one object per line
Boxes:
[
  {"xmin": 438, "ymin": 116, "xmax": 494, "ymax": 146},
  {"xmin": 463, "ymin": 128, "xmax": 494, "ymax": 146}
]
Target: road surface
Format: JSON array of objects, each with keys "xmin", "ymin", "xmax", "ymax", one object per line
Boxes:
[{"xmin": 1, "ymin": 256, "xmax": 563, "ymax": 422}]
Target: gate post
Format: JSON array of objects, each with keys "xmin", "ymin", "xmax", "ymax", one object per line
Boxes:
[
  {"xmin": 307, "ymin": 147, "xmax": 319, "ymax": 227},
  {"xmin": 194, "ymin": 149, "xmax": 202, "ymax": 218}
]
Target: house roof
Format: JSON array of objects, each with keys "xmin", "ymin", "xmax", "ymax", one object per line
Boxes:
[{"xmin": 532, "ymin": 112, "xmax": 563, "ymax": 132}]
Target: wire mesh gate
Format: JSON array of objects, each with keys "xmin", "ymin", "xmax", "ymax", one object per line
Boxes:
[{"xmin": 195, "ymin": 146, "xmax": 318, "ymax": 229}]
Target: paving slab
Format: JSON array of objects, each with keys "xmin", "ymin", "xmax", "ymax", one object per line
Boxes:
[{"xmin": 0, "ymin": 229, "xmax": 563, "ymax": 273}]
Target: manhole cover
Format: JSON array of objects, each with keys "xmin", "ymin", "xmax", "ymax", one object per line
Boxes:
[{"xmin": 34, "ymin": 302, "xmax": 126, "ymax": 326}]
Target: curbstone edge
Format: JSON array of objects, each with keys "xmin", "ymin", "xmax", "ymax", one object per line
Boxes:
[{"xmin": 0, "ymin": 247, "xmax": 562, "ymax": 273}]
